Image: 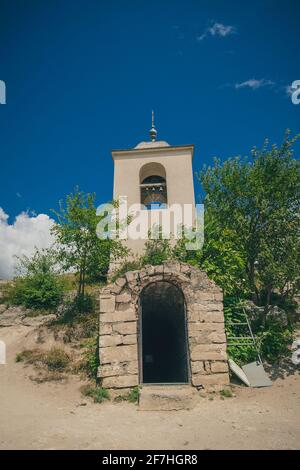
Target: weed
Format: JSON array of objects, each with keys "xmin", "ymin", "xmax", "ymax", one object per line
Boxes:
[
  {"xmin": 220, "ymin": 388, "xmax": 233, "ymax": 398},
  {"xmin": 80, "ymin": 384, "xmax": 110, "ymax": 403}
]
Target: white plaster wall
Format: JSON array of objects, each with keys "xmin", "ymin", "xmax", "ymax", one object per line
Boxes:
[{"xmin": 112, "ymin": 146, "xmax": 196, "ymax": 256}]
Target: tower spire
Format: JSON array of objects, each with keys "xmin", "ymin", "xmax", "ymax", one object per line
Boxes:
[{"xmin": 149, "ymin": 110, "xmax": 157, "ymax": 142}]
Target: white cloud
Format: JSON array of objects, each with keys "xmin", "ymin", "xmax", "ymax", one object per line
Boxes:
[
  {"xmin": 285, "ymin": 84, "xmax": 294, "ymax": 97},
  {"xmin": 235, "ymin": 78, "xmax": 275, "ymax": 90},
  {"xmin": 198, "ymin": 22, "xmax": 236, "ymax": 41},
  {"xmin": 0, "ymin": 208, "xmax": 55, "ymax": 279}
]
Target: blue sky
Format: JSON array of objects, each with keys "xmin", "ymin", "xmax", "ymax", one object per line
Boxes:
[{"xmin": 0, "ymin": 0, "xmax": 299, "ymax": 221}]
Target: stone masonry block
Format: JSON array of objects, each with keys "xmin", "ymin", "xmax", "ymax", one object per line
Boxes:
[
  {"xmin": 122, "ymin": 334, "xmax": 137, "ymax": 345},
  {"xmin": 191, "ymin": 344, "xmax": 227, "ymax": 361},
  {"xmin": 199, "ymin": 311, "xmax": 224, "ymax": 323},
  {"xmin": 99, "ymin": 323, "xmax": 112, "ymax": 335},
  {"xmin": 102, "ymin": 374, "xmax": 139, "ymax": 389},
  {"xmin": 191, "ymin": 361, "xmax": 206, "ymax": 374},
  {"xmin": 192, "ymin": 373, "xmax": 229, "ymax": 388},
  {"xmin": 100, "ymin": 295, "xmax": 115, "ymax": 313},
  {"xmin": 100, "ymin": 361, "xmax": 138, "ymax": 378},
  {"xmin": 116, "ymin": 292, "xmax": 131, "ymax": 303},
  {"xmin": 100, "ymin": 308, "xmax": 136, "ymax": 323},
  {"xmin": 99, "ymin": 334, "xmax": 123, "ymax": 348},
  {"xmin": 188, "ymin": 323, "xmax": 225, "ymax": 336},
  {"xmin": 113, "ymin": 322, "xmax": 137, "ymax": 335},
  {"xmin": 210, "ymin": 361, "xmax": 229, "ymax": 373},
  {"xmin": 115, "ymin": 277, "xmax": 126, "ymax": 287},
  {"xmin": 100, "ymin": 344, "xmax": 138, "ymax": 364}
]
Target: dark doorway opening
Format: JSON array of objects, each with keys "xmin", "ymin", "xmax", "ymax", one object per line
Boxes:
[{"xmin": 140, "ymin": 281, "xmax": 189, "ymax": 384}]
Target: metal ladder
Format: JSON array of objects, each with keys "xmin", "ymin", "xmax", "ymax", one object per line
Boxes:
[{"xmin": 225, "ymin": 308, "xmax": 262, "ymax": 364}]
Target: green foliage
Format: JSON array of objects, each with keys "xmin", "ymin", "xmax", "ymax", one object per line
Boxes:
[
  {"xmin": 173, "ymin": 215, "xmax": 248, "ymax": 296},
  {"xmin": 114, "ymin": 387, "xmax": 140, "ymax": 403},
  {"xmin": 80, "ymin": 338, "xmax": 99, "ymax": 379},
  {"xmin": 224, "ymin": 296, "xmax": 295, "ymax": 365},
  {"xmin": 111, "ymin": 259, "xmax": 142, "ymax": 282},
  {"xmin": 127, "ymin": 387, "xmax": 140, "ymax": 403},
  {"xmin": 112, "ymin": 233, "xmax": 173, "ymax": 281},
  {"xmin": 224, "ymin": 297, "xmax": 258, "ymax": 365},
  {"xmin": 80, "ymin": 384, "xmax": 110, "ymax": 403},
  {"xmin": 256, "ymin": 318, "xmax": 294, "ymax": 363},
  {"xmin": 220, "ymin": 388, "xmax": 233, "ymax": 398},
  {"xmin": 7, "ymin": 249, "xmax": 64, "ymax": 310},
  {"xmin": 73, "ymin": 293, "xmax": 95, "ymax": 314},
  {"xmin": 51, "ymin": 188, "xmax": 127, "ymax": 302},
  {"xmin": 199, "ymin": 131, "xmax": 300, "ymax": 306},
  {"xmin": 140, "ymin": 233, "xmax": 172, "ymax": 266}
]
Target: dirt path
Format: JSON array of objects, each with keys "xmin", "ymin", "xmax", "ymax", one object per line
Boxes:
[{"xmin": 0, "ymin": 324, "xmax": 299, "ymax": 450}]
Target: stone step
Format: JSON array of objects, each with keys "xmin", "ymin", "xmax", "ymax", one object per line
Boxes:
[{"xmin": 139, "ymin": 385, "xmax": 198, "ymax": 411}]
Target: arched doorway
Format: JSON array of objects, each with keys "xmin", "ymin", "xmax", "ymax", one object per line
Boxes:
[{"xmin": 140, "ymin": 281, "xmax": 190, "ymax": 384}]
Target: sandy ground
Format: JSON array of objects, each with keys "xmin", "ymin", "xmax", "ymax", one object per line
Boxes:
[{"xmin": 0, "ymin": 324, "xmax": 299, "ymax": 450}]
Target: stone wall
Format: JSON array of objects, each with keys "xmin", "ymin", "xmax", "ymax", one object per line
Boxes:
[{"xmin": 98, "ymin": 261, "xmax": 229, "ymax": 393}]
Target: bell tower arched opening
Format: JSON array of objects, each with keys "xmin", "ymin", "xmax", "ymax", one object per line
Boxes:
[{"xmin": 139, "ymin": 162, "xmax": 167, "ymax": 209}]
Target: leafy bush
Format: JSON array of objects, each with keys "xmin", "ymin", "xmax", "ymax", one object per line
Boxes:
[
  {"xmin": 256, "ymin": 319, "xmax": 294, "ymax": 363},
  {"xmin": 7, "ymin": 249, "xmax": 64, "ymax": 311},
  {"xmin": 74, "ymin": 293, "xmax": 95, "ymax": 314},
  {"xmin": 8, "ymin": 274, "xmax": 64, "ymax": 310}
]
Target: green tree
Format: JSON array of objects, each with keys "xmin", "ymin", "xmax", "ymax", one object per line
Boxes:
[
  {"xmin": 199, "ymin": 131, "xmax": 300, "ymax": 308},
  {"xmin": 51, "ymin": 188, "xmax": 127, "ymax": 299}
]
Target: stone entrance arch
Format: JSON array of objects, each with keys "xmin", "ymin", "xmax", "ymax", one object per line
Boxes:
[
  {"xmin": 98, "ymin": 262, "xmax": 229, "ymax": 394},
  {"xmin": 140, "ymin": 280, "xmax": 189, "ymax": 384}
]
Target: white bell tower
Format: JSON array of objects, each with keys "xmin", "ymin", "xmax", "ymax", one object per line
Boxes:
[{"xmin": 111, "ymin": 113, "xmax": 196, "ymax": 256}]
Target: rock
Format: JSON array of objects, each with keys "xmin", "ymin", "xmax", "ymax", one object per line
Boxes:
[
  {"xmin": 139, "ymin": 385, "xmax": 198, "ymax": 411},
  {"xmin": 21, "ymin": 314, "xmax": 56, "ymax": 327},
  {"xmin": 115, "ymin": 277, "xmax": 127, "ymax": 288},
  {"xmin": 0, "ymin": 306, "xmax": 25, "ymax": 326},
  {"xmin": 0, "ymin": 304, "xmax": 7, "ymax": 315}
]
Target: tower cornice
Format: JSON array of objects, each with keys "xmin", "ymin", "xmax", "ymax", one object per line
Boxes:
[{"xmin": 111, "ymin": 144, "xmax": 194, "ymax": 160}]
